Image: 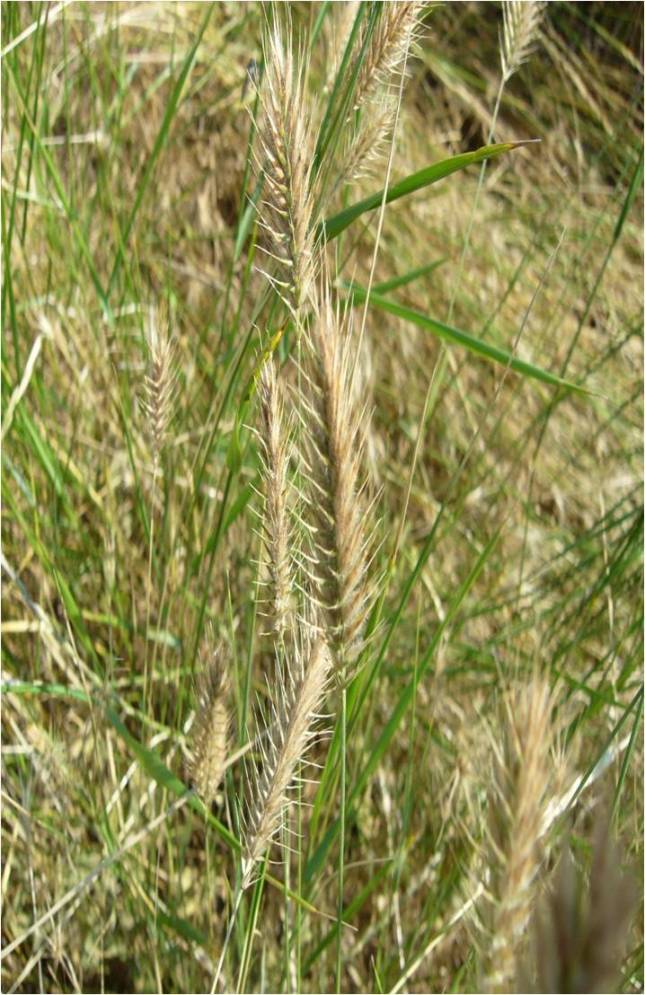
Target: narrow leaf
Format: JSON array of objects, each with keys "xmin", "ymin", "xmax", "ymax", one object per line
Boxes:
[
  {"xmin": 321, "ymin": 142, "xmax": 532, "ymax": 240},
  {"xmin": 342, "ymin": 282, "xmax": 585, "ymax": 392}
]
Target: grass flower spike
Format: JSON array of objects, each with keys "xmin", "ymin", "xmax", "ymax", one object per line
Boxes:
[
  {"xmin": 257, "ymin": 357, "xmax": 293, "ymax": 641},
  {"xmin": 242, "ymin": 636, "xmax": 332, "ymax": 889},
  {"xmin": 255, "ymin": 25, "xmax": 317, "ymax": 316},
  {"xmin": 500, "ymin": 0, "xmax": 547, "ymax": 83},
  {"xmin": 299, "ymin": 290, "xmax": 377, "ymax": 672},
  {"xmin": 480, "ymin": 676, "xmax": 556, "ymax": 993},
  {"xmin": 186, "ymin": 654, "xmax": 230, "ymax": 808},
  {"xmin": 142, "ymin": 307, "xmax": 176, "ymax": 470}
]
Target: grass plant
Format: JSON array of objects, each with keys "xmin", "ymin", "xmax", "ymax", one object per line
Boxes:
[{"xmin": 2, "ymin": 2, "xmax": 643, "ymax": 993}]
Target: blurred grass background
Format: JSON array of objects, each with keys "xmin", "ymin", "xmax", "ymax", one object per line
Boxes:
[{"xmin": 2, "ymin": 2, "xmax": 643, "ymax": 992}]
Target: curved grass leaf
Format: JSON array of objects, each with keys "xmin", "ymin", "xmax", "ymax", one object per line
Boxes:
[
  {"xmin": 320, "ymin": 142, "xmax": 533, "ymax": 241},
  {"xmin": 342, "ymin": 281, "xmax": 585, "ymax": 392}
]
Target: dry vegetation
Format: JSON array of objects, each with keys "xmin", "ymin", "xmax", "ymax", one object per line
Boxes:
[{"xmin": 2, "ymin": 2, "xmax": 643, "ymax": 993}]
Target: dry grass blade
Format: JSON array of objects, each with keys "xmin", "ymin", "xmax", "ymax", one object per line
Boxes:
[
  {"xmin": 480, "ymin": 676, "xmax": 556, "ymax": 993},
  {"xmin": 257, "ymin": 358, "xmax": 293, "ymax": 641},
  {"xmin": 255, "ymin": 25, "xmax": 317, "ymax": 316},
  {"xmin": 185, "ymin": 652, "xmax": 230, "ymax": 808},
  {"xmin": 298, "ymin": 290, "xmax": 376, "ymax": 672},
  {"xmin": 242, "ymin": 636, "xmax": 332, "ymax": 889},
  {"xmin": 500, "ymin": 0, "xmax": 547, "ymax": 83}
]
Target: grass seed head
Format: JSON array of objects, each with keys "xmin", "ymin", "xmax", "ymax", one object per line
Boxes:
[
  {"xmin": 500, "ymin": 0, "xmax": 547, "ymax": 83},
  {"xmin": 257, "ymin": 357, "xmax": 293, "ymax": 642},
  {"xmin": 142, "ymin": 306, "xmax": 176, "ymax": 469},
  {"xmin": 298, "ymin": 288, "xmax": 377, "ymax": 673},
  {"xmin": 242, "ymin": 635, "xmax": 332, "ymax": 889},
  {"xmin": 255, "ymin": 25, "xmax": 317, "ymax": 316},
  {"xmin": 185, "ymin": 652, "xmax": 230, "ymax": 808},
  {"xmin": 480, "ymin": 675, "xmax": 556, "ymax": 993}
]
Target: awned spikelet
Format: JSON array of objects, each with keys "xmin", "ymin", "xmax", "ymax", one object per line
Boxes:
[
  {"xmin": 480, "ymin": 676, "xmax": 556, "ymax": 993},
  {"xmin": 242, "ymin": 636, "xmax": 332, "ymax": 889},
  {"xmin": 255, "ymin": 26, "xmax": 316, "ymax": 316},
  {"xmin": 185, "ymin": 654, "xmax": 230, "ymax": 808},
  {"xmin": 257, "ymin": 358, "xmax": 293, "ymax": 642},
  {"xmin": 298, "ymin": 290, "xmax": 377, "ymax": 672}
]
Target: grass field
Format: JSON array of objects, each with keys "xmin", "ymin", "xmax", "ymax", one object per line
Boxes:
[{"xmin": 2, "ymin": 2, "xmax": 643, "ymax": 993}]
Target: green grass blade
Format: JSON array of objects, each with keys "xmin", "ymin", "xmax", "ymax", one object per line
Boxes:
[
  {"xmin": 373, "ymin": 259, "xmax": 447, "ymax": 295},
  {"xmin": 342, "ymin": 282, "xmax": 585, "ymax": 392},
  {"xmin": 107, "ymin": 3, "xmax": 214, "ymax": 295},
  {"xmin": 320, "ymin": 142, "xmax": 530, "ymax": 240}
]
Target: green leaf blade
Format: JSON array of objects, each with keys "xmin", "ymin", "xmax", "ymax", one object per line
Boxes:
[{"xmin": 321, "ymin": 142, "xmax": 526, "ymax": 241}]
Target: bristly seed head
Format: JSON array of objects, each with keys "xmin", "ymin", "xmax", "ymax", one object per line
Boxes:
[
  {"xmin": 500, "ymin": 0, "xmax": 546, "ymax": 83},
  {"xmin": 257, "ymin": 357, "xmax": 293, "ymax": 642},
  {"xmin": 185, "ymin": 652, "xmax": 230, "ymax": 808},
  {"xmin": 242, "ymin": 635, "xmax": 332, "ymax": 889},
  {"xmin": 297, "ymin": 288, "xmax": 377, "ymax": 674},
  {"xmin": 479, "ymin": 675, "xmax": 556, "ymax": 993},
  {"xmin": 255, "ymin": 26, "xmax": 317, "ymax": 317}
]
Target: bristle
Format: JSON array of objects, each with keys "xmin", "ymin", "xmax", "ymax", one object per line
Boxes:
[
  {"xmin": 298, "ymin": 290, "xmax": 376, "ymax": 672},
  {"xmin": 500, "ymin": 1, "xmax": 546, "ymax": 83},
  {"xmin": 242, "ymin": 636, "xmax": 332, "ymax": 888},
  {"xmin": 255, "ymin": 26, "xmax": 316, "ymax": 316},
  {"xmin": 480, "ymin": 676, "xmax": 555, "ymax": 993},
  {"xmin": 257, "ymin": 358, "xmax": 293, "ymax": 641},
  {"xmin": 185, "ymin": 654, "xmax": 230, "ymax": 808}
]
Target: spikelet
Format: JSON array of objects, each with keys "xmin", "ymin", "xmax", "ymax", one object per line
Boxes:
[
  {"xmin": 480, "ymin": 676, "xmax": 555, "ymax": 993},
  {"xmin": 500, "ymin": 1, "xmax": 546, "ymax": 83},
  {"xmin": 298, "ymin": 289, "xmax": 376, "ymax": 672},
  {"xmin": 255, "ymin": 26, "xmax": 316, "ymax": 316},
  {"xmin": 185, "ymin": 653, "xmax": 230, "ymax": 808},
  {"xmin": 242, "ymin": 636, "xmax": 332, "ymax": 889},
  {"xmin": 142, "ymin": 307, "xmax": 176, "ymax": 469},
  {"xmin": 257, "ymin": 357, "xmax": 293, "ymax": 641},
  {"xmin": 340, "ymin": 97, "xmax": 398, "ymax": 185}
]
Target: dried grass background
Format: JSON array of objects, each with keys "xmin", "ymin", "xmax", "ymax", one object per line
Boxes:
[{"xmin": 2, "ymin": 3, "xmax": 642, "ymax": 993}]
